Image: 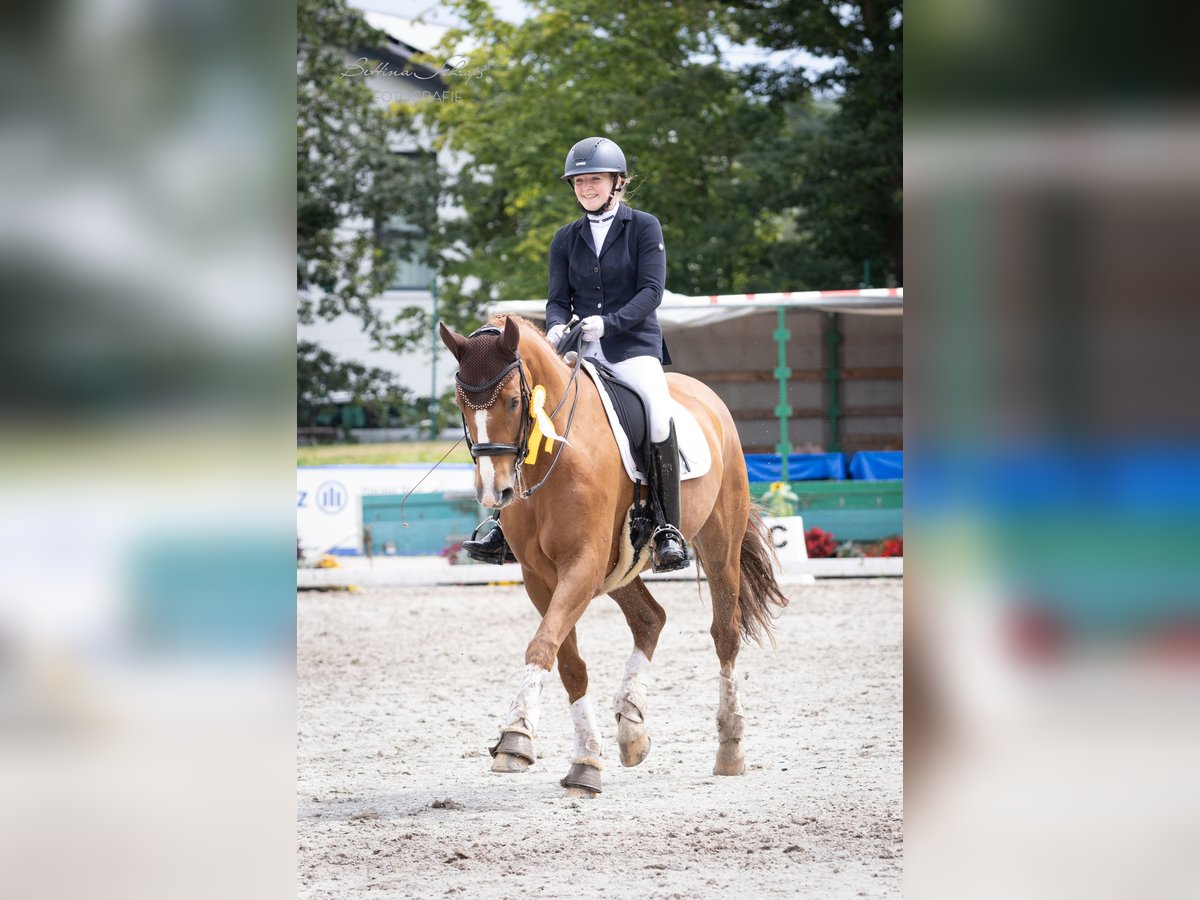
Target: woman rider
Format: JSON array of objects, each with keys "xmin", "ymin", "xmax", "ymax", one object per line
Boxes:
[{"xmin": 463, "ymin": 136, "xmax": 688, "ymax": 573}]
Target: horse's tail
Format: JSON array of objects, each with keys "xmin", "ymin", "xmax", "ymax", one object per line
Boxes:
[{"xmin": 737, "ymin": 505, "xmax": 791, "ymax": 648}]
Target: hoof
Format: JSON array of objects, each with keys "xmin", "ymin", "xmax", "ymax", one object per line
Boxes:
[
  {"xmin": 489, "ymin": 731, "xmax": 535, "ymax": 772},
  {"xmin": 491, "ymin": 752, "xmax": 532, "ymax": 773},
  {"xmin": 713, "ymin": 740, "xmax": 745, "ymax": 776},
  {"xmin": 563, "ymin": 786, "xmax": 599, "ymax": 800},
  {"xmin": 560, "ymin": 762, "xmax": 602, "ymax": 794},
  {"xmin": 616, "ymin": 715, "xmax": 652, "ymax": 768}
]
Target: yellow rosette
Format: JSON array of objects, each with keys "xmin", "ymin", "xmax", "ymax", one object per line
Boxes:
[{"xmin": 524, "ymin": 385, "xmax": 570, "ymax": 464}]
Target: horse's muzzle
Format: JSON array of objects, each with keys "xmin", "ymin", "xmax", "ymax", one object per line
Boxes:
[{"xmin": 478, "ymin": 485, "xmax": 515, "ymax": 509}]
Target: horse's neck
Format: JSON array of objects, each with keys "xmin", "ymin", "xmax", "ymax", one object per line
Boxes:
[{"xmin": 522, "ymin": 342, "xmax": 570, "ymax": 403}]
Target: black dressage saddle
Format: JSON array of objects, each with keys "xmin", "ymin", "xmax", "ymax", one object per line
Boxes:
[{"xmin": 555, "ymin": 321, "xmax": 650, "ymax": 480}]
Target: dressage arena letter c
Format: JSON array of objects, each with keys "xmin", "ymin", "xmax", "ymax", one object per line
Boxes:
[{"xmin": 770, "ymin": 524, "xmax": 788, "ymax": 549}]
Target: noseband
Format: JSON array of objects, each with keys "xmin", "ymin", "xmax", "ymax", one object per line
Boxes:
[{"xmin": 455, "ymin": 325, "xmax": 532, "ymax": 461}]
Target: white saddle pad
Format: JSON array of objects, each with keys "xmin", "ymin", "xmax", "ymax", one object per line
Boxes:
[{"xmin": 579, "ymin": 359, "xmax": 712, "ymax": 484}]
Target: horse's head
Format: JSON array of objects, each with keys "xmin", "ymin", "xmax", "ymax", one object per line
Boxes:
[{"xmin": 440, "ymin": 316, "xmax": 528, "ymax": 509}]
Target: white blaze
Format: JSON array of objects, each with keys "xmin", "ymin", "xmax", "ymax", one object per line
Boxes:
[{"xmin": 474, "ymin": 409, "xmax": 497, "ymax": 504}]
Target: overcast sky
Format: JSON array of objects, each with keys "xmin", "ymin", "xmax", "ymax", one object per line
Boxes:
[{"xmin": 347, "ymin": 0, "xmax": 841, "ymax": 82}]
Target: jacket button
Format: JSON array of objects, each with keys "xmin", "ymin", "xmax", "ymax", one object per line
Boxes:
[{"xmin": 593, "ymin": 266, "xmax": 598, "ymax": 272}]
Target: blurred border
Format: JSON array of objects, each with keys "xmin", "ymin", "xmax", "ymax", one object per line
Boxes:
[
  {"xmin": 906, "ymin": 1, "xmax": 1200, "ymax": 896},
  {"xmin": 0, "ymin": 1, "xmax": 297, "ymax": 898}
]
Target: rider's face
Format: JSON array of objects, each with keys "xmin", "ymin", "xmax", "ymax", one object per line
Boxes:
[{"xmin": 573, "ymin": 173, "xmax": 621, "ymax": 212}]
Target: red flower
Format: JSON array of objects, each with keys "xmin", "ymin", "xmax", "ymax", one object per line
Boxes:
[
  {"xmin": 805, "ymin": 527, "xmax": 837, "ymax": 559},
  {"xmin": 880, "ymin": 537, "xmax": 903, "ymax": 557}
]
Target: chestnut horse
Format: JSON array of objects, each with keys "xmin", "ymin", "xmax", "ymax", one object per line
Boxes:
[{"xmin": 440, "ymin": 314, "xmax": 788, "ymax": 797}]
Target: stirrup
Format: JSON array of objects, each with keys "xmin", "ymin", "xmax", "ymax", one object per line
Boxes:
[
  {"xmin": 651, "ymin": 524, "xmax": 689, "ymax": 573},
  {"xmin": 462, "ymin": 518, "xmax": 516, "ymax": 565}
]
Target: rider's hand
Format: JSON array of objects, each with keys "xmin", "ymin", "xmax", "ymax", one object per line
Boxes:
[
  {"xmin": 546, "ymin": 323, "xmax": 568, "ymax": 346},
  {"xmin": 581, "ymin": 316, "xmax": 605, "ymax": 342}
]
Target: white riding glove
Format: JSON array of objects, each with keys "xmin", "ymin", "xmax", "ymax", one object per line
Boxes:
[
  {"xmin": 580, "ymin": 316, "xmax": 605, "ymax": 342},
  {"xmin": 546, "ymin": 323, "xmax": 568, "ymax": 346}
]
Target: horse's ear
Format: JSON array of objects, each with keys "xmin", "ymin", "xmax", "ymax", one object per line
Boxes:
[
  {"xmin": 501, "ymin": 316, "xmax": 520, "ymax": 353},
  {"xmin": 439, "ymin": 322, "xmax": 467, "ymax": 361}
]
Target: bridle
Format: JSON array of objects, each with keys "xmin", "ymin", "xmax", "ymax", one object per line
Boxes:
[
  {"xmin": 455, "ymin": 322, "xmax": 586, "ymax": 500},
  {"xmin": 455, "ymin": 326, "xmax": 531, "ymax": 459}
]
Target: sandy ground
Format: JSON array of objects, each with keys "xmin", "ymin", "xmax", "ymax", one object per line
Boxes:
[{"xmin": 298, "ymin": 578, "xmax": 902, "ymax": 898}]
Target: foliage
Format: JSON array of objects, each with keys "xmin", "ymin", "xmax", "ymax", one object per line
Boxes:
[
  {"xmin": 724, "ymin": 0, "xmax": 903, "ymax": 287},
  {"xmin": 297, "ymin": 0, "xmax": 440, "ymax": 349},
  {"xmin": 297, "ymin": 340, "xmax": 415, "ymax": 431},
  {"xmin": 296, "ymin": 0, "xmax": 902, "ymax": 399},
  {"xmin": 409, "ymin": 0, "xmax": 786, "ymax": 326}
]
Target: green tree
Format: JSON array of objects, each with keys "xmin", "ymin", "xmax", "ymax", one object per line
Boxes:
[
  {"xmin": 297, "ymin": 340, "xmax": 413, "ymax": 432},
  {"xmin": 408, "ymin": 0, "xmax": 782, "ymax": 325},
  {"xmin": 725, "ymin": 0, "xmax": 903, "ymax": 287},
  {"xmin": 297, "ymin": 0, "xmax": 440, "ymax": 349}
]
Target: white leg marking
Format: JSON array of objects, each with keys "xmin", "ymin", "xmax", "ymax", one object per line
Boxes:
[
  {"xmin": 717, "ymin": 661, "xmax": 745, "ymax": 743},
  {"xmin": 474, "ymin": 410, "xmax": 496, "ymax": 504},
  {"xmin": 613, "ymin": 649, "xmax": 652, "ymax": 723},
  {"xmin": 570, "ymin": 694, "xmax": 604, "ymax": 762},
  {"xmin": 503, "ymin": 664, "xmax": 550, "ymax": 735}
]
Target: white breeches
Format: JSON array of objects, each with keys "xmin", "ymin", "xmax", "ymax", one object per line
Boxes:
[{"xmin": 583, "ymin": 343, "xmax": 673, "ymax": 443}]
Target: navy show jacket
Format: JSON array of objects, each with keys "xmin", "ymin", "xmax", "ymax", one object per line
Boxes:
[{"xmin": 545, "ymin": 203, "xmax": 672, "ymax": 365}]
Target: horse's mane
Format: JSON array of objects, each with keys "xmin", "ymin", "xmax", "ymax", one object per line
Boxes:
[{"xmin": 488, "ymin": 313, "xmax": 569, "ymax": 374}]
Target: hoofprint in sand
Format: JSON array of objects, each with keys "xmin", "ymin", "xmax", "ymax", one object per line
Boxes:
[{"xmin": 298, "ymin": 579, "xmax": 901, "ymax": 898}]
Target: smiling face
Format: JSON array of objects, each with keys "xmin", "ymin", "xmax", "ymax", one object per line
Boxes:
[{"xmin": 572, "ymin": 172, "xmax": 623, "ymax": 213}]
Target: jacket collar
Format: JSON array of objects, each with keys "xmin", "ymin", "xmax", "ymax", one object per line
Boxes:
[
  {"xmin": 576, "ymin": 202, "xmax": 632, "ymax": 229},
  {"xmin": 575, "ymin": 203, "xmax": 632, "ymax": 258}
]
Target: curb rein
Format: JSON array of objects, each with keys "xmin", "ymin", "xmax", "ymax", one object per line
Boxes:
[{"xmin": 456, "ymin": 323, "xmax": 585, "ymax": 500}]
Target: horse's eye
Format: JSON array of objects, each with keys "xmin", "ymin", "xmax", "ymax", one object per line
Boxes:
[{"xmin": 508, "ymin": 396, "xmax": 520, "ymax": 412}]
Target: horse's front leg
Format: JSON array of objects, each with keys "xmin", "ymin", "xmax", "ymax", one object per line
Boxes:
[{"xmin": 491, "ymin": 565, "xmax": 606, "ymax": 796}]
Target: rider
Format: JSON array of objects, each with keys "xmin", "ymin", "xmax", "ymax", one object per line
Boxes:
[{"xmin": 463, "ymin": 136, "xmax": 689, "ymax": 573}]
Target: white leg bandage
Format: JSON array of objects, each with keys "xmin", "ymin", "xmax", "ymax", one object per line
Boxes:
[
  {"xmin": 570, "ymin": 694, "xmax": 604, "ymax": 767},
  {"xmin": 716, "ymin": 662, "xmax": 745, "ymax": 743},
  {"xmin": 613, "ymin": 649, "xmax": 652, "ymax": 724},
  {"xmin": 503, "ymin": 664, "xmax": 551, "ymax": 736}
]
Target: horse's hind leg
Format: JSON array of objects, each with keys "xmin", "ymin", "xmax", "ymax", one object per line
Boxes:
[
  {"xmin": 694, "ymin": 524, "xmax": 747, "ymax": 776},
  {"xmin": 608, "ymin": 578, "xmax": 667, "ymax": 767}
]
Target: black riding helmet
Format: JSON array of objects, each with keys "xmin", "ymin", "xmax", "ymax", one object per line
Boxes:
[
  {"xmin": 563, "ymin": 137, "xmax": 626, "ymax": 214},
  {"xmin": 561, "ymin": 137, "xmax": 626, "ymax": 181}
]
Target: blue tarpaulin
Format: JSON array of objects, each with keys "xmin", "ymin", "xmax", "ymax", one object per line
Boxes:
[
  {"xmin": 849, "ymin": 451, "xmax": 903, "ymax": 481},
  {"xmin": 744, "ymin": 453, "xmax": 846, "ymax": 482}
]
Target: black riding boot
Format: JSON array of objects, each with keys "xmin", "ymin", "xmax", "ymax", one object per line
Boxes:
[
  {"xmin": 650, "ymin": 419, "xmax": 689, "ymax": 573},
  {"xmin": 462, "ymin": 516, "xmax": 517, "ymax": 565}
]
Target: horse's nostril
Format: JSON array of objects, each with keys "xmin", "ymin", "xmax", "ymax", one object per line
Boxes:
[{"xmin": 500, "ymin": 487, "xmax": 514, "ymax": 505}]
